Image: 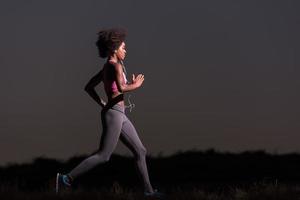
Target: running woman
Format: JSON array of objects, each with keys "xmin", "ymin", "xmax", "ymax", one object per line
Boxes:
[{"xmin": 56, "ymin": 28, "xmax": 165, "ymax": 198}]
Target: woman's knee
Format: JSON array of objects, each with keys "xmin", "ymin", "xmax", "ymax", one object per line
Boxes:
[
  {"xmin": 95, "ymin": 151, "xmax": 112, "ymax": 162},
  {"xmin": 138, "ymin": 146, "xmax": 147, "ymax": 157}
]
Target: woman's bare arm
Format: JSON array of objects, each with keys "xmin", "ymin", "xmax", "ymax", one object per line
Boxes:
[
  {"xmin": 84, "ymin": 69, "xmax": 106, "ymax": 107},
  {"xmin": 112, "ymin": 62, "xmax": 144, "ymax": 93}
]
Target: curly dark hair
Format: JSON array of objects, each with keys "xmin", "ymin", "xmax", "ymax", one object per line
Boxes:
[{"xmin": 95, "ymin": 27, "xmax": 127, "ymax": 58}]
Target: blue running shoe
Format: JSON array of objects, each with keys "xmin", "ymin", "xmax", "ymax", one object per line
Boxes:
[
  {"xmin": 144, "ymin": 189, "xmax": 166, "ymax": 199},
  {"xmin": 56, "ymin": 173, "xmax": 72, "ymax": 194}
]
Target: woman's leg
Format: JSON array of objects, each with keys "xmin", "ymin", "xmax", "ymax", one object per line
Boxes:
[
  {"xmin": 67, "ymin": 109, "xmax": 124, "ymax": 180},
  {"xmin": 119, "ymin": 115, "xmax": 154, "ymax": 193}
]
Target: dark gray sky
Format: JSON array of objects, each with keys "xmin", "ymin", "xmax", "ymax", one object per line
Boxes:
[{"xmin": 1, "ymin": 0, "xmax": 299, "ymax": 166}]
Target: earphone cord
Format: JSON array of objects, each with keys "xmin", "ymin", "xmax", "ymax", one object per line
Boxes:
[
  {"xmin": 120, "ymin": 61, "xmax": 135, "ymax": 112},
  {"xmin": 125, "ymin": 94, "xmax": 135, "ymax": 112}
]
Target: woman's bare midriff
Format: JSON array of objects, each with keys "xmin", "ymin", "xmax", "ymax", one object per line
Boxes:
[
  {"xmin": 107, "ymin": 92, "xmax": 125, "ymax": 107},
  {"xmin": 115, "ymin": 100, "xmax": 125, "ymax": 107}
]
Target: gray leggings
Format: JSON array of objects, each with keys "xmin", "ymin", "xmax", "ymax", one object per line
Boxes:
[{"xmin": 68, "ymin": 104, "xmax": 153, "ymax": 190}]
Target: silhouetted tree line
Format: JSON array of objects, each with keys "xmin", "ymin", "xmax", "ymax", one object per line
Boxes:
[{"xmin": 1, "ymin": 149, "xmax": 300, "ymax": 191}]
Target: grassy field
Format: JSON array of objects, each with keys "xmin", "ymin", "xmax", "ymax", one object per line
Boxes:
[
  {"xmin": 2, "ymin": 151, "xmax": 300, "ymax": 199},
  {"xmin": 1, "ymin": 181, "xmax": 300, "ymax": 200}
]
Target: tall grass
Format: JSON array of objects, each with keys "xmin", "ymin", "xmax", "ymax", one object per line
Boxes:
[{"xmin": 1, "ymin": 181, "xmax": 300, "ymax": 200}]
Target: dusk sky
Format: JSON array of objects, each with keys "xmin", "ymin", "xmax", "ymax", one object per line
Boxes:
[{"xmin": 1, "ymin": 0, "xmax": 299, "ymax": 166}]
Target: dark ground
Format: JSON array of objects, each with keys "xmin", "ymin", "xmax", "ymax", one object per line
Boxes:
[{"xmin": 1, "ymin": 149, "xmax": 300, "ymax": 199}]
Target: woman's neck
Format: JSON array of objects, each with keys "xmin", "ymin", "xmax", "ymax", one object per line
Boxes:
[{"xmin": 108, "ymin": 54, "xmax": 121, "ymax": 63}]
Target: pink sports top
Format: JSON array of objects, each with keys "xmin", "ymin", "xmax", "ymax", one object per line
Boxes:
[{"xmin": 103, "ymin": 63, "xmax": 128, "ymax": 94}]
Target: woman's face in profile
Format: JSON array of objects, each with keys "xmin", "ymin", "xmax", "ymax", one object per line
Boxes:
[{"xmin": 115, "ymin": 42, "xmax": 126, "ymax": 61}]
